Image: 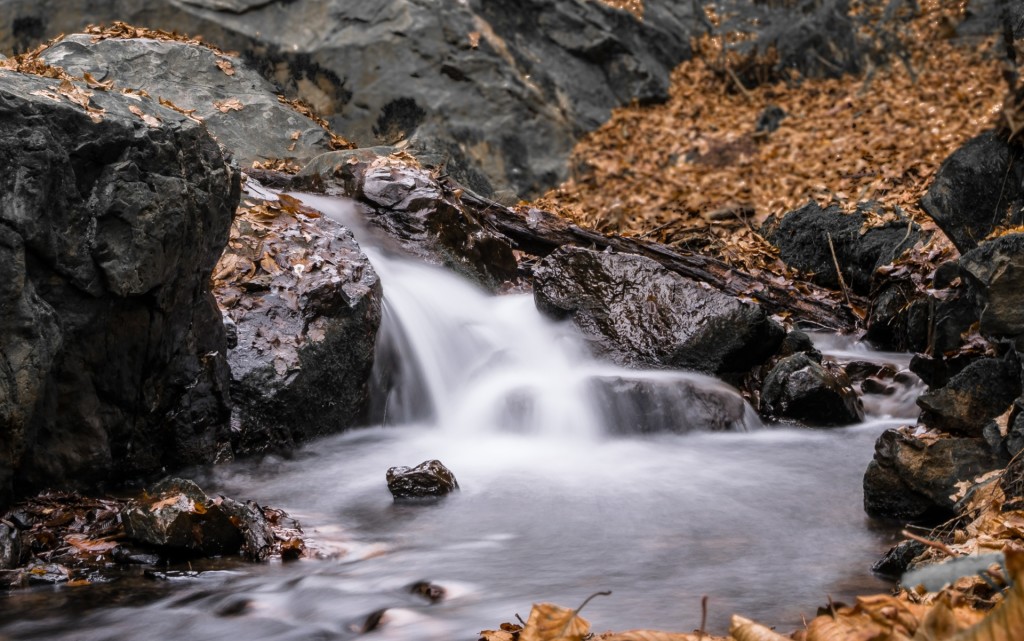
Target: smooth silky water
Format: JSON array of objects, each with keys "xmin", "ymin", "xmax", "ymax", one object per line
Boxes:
[{"xmin": 0, "ymin": 195, "xmax": 922, "ymax": 640}]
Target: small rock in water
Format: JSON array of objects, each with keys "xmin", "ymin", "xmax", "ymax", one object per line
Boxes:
[
  {"xmin": 760, "ymin": 353, "xmax": 864, "ymax": 426},
  {"xmin": 122, "ymin": 478, "xmax": 242, "ymax": 556},
  {"xmin": 409, "ymin": 580, "xmax": 447, "ymax": 603},
  {"xmin": 386, "ymin": 460, "xmax": 460, "ymax": 500}
]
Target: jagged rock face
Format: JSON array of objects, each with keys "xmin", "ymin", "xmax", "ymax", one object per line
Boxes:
[
  {"xmin": 921, "ymin": 131, "xmax": 1024, "ymax": 253},
  {"xmin": 213, "ymin": 195, "xmax": 383, "ymax": 455},
  {"xmin": 533, "ymin": 246, "xmax": 785, "ymax": 376},
  {"xmin": 0, "ymin": 0, "xmax": 696, "ymax": 198},
  {"xmin": 0, "ymin": 70, "xmax": 237, "ymax": 508},
  {"xmin": 302, "ymin": 151, "xmax": 518, "ymax": 291},
  {"xmin": 763, "ymin": 201, "xmax": 920, "ymax": 295},
  {"xmin": 760, "ymin": 353, "xmax": 864, "ymax": 427},
  {"xmin": 863, "ymin": 427, "xmax": 1007, "ymax": 523},
  {"xmin": 959, "ymin": 233, "xmax": 1024, "ymax": 347},
  {"xmin": 917, "ymin": 357, "xmax": 1021, "ymax": 437},
  {"xmin": 37, "ymin": 35, "xmax": 337, "ymax": 166}
]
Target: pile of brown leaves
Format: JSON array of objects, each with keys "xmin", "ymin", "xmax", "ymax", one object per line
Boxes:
[
  {"xmin": 540, "ymin": 2, "xmax": 1006, "ymax": 270},
  {"xmin": 596, "ymin": 0, "xmax": 643, "ymax": 18}
]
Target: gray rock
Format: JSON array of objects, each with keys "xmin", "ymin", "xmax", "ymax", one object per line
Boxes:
[
  {"xmin": 762, "ymin": 201, "xmax": 920, "ymax": 295},
  {"xmin": 123, "ymin": 479, "xmax": 243, "ymax": 555},
  {"xmin": 533, "ymin": 246, "xmax": 784, "ymax": 376},
  {"xmin": 0, "ymin": 0, "xmax": 697, "ymax": 197},
  {"xmin": 917, "ymin": 357, "xmax": 1020, "ymax": 437},
  {"xmin": 589, "ymin": 374, "xmax": 756, "ymax": 434},
  {"xmin": 214, "ymin": 193, "xmax": 382, "ymax": 455},
  {"xmin": 386, "ymin": 460, "xmax": 460, "ymax": 500},
  {"xmin": 37, "ymin": 35, "xmax": 338, "ymax": 167},
  {"xmin": 0, "ymin": 522, "xmax": 22, "ymax": 570},
  {"xmin": 0, "ymin": 69, "xmax": 236, "ymax": 507},
  {"xmin": 863, "ymin": 427, "xmax": 1007, "ymax": 523},
  {"xmin": 959, "ymin": 233, "xmax": 1024, "ymax": 346},
  {"xmin": 760, "ymin": 353, "xmax": 864, "ymax": 426},
  {"xmin": 921, "ymin": 131, "xmax": 1024, "ymax": 253},
  {"xmin": 301, "ymin": 150, "xmax": 518, "ymax": 290}
]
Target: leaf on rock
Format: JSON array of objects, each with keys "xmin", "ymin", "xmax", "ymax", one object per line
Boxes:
[
  {"xmin": 215, "ymin": 58, "xmax": 235, "ymax": 76},
  {"xmin": 83, "ymin": 72, "xmax": 114, "ymax": 90},
  {"xmin": 520, "ymin": 592, "xmax": 610, "ymax": 641},
  {"xmin": 128, "ymin": 104, "xmax": 161, "ymax": 128},
  {"xmin": 214, "ymin": 98, "xmax": 244, "ymax": 113}
]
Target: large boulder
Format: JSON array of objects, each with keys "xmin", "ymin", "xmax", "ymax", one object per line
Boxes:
[
  {"xmin": 863, "ymin": 427, "xmax": 1007, "ymax": 523},
  {"xmin": 0, "ymin": 69, "xmax": 237, "ymax": 508},
  {"xmin": 760, "ymin": 353, "xmax": 864, "ymax": 426},
  {"xmin": 213, "ymin": 193, "xmax": 382, "ymax": 455},
  {"xmin": 0, "ymin": 0, "xmax": 699, "ymax": 198},
  {"xmin": 300, "ymin": 150, "xmax": 518, "ymax": 290},
  {"xmin": 533, "ymin": 246, "xmax": 785, "ymax": 376},
  {"xmin": 36, "ymin": 34, "xmax": 340, "ymax": 166},
  {"xmin": 920, "ymin": 131, "xmax": 1024, "ymax": 253},
  {"xmin": 959, "ymin": 233, "xmax": 1024, "ymax": 347},
  {"xmin": 917, "ymin": 357, "xmax": 1020, "ymax": 437},
  {"xmin": 762, "ymin": 201, "xmax": 920, "ymax": 295}
]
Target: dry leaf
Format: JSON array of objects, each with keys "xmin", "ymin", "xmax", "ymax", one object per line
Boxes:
[
  {"xmin": 128, "ymin": 104, "xmax": 162, "ymax": 128},
  {"xmin": 949, "ymin": 547, "xmax": 1024, "ymax": 641},
  {"xmin": 520, "ymin": 604, "xmax": 591, "ymax": 641},
  {"xmin": 468, "ymin": 31, "xmax": 481, "ymax": 48},
  {"xmin": 215, "ymin": 58, "xmax": 235, "ymax": 76},
  {"xmin": 599, "ymin": 630, "xmax": 707, "ymax": 641},
  {"xmin": 83, "ymin": 72, "xmax": 114, "ymax": 90},
  {"xmin": 214, "ymin": 98, "xmax": 244, "ymax": 113},
  {"xmin": 149, "ymin": 494, "xmax": 184, "ymax": 512},
  {"xmin": 730, "ymin": 616, "xmax": 790, "ymax": 641},
  {"xmin": 65, "ymin": 534, "xmax": 119, "ymax": 554}
]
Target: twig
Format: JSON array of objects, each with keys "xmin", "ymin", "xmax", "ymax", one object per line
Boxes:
[
  {"xmin": 827, "ymin": 233, "xmax": 861, "ymax": 321},
  {"xmin": 637, "ymin": 219, "xmax": 676, "ymax": 240},
  {"xmin": 698, "ymin": 595, "xmax": 709, "ymax": 641},
  {"xmin": 725, "ymin": 66, "xmax": 754, "ymax": 101},
  {"xmin": 901, "ymin": 529, "xmax": 959, "ymax": 558}
]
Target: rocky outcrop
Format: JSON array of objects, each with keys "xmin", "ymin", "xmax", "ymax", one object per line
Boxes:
[
  {"xmin": 0, "ymin": 0, "xmax": 698, "ymax": 198},
  {"xmin": 916, "ymin": 357, "xmax": 1020, "ymax": 437},
  {"xmin": 0, "ymin": 69, "xmax": 237, "ymax": 507},
  {"xmin": 212, "ymin": 191, "xmax": 382, "ymax": 455},
  {"xmin": 760, "ymin": 353, "xmax": 864, "ymax": 426},
  {"xmin": 959, "ymin": 233, "xmax": 1024, "ymax": 347},
  {"xmin": 533, "ymin": 246, "xmax": 785, "ymax": 376},
  {"xmin": 36, "ymin": 34, "xmax": 340, "ymax": 167},
  {"xmin": 920, "ymin": 131, "xmax": 1024, "ymax": 253},
  {"xmin": 300, "ymin": 150, "xmax": 518, "ymax": 290},
  {"xmin": 762, "ymin": 201, "xmax": 920, "ymax": 295},
  {"xmin": 863, "ymin": 428, "xmax": 1006, "ymax": 522},
  {"xmin": 386, "ymin": 460, "xmax": 460, "ymax": 500}
]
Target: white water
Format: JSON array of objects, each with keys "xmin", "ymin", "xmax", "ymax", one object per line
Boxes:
[{"xmin": 0, "ymin": 194, "xmax": 922, "ymax": 641}]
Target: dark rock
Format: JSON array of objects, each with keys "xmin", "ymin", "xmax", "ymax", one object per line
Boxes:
[
  {"xmin": 1003, "ymin": 454, "xmax": 1024, "ymax": 512},
  {"xmin": 37, "ymin": 35, "xmax": 337, "ymax": 166},
  {"xmin": 917, "ymin": 357, "xmax": 1020, "ymax": 436},
  {"xmin": 763, "ymin": 202, "xmax": 920, "ymax": 295},
  {"xmin": 863, "ymin": 428, "xmax": 1007, "ymax": 523},
  {"xmin": 865, "ymin": 280, "xmax": 931, "ymax": 353},
  {"xmin": 590, "ymin": 374, "xmax": 756, "ymax": 435},
  {"xmin": 0, "ymin": 69, "xmax": 236, "ymax": 507},
  {"xmin": 908, "ymin": 353, "xmax": 977, "ymax": 390},
  {"xmin": 410, "ymin": 580, "xmax": 447, "ymax": 603},
  {"xmin": 1009, "ymin": 406, "xmax": 1024, "ymax": 458},
  {"xmin": 386, "ymin": 460, "xmax": 460, "ymax": 500},
  {"xmin": 959, "ymin": 233, "xmax": 1024, "ymax": 346},
  {"xmin": 533, "ymin": 246, "xmax": 784, "ymax": 376},
  {"xmin": 110, "ymin": 546, "xmax": 162, "ymax": 566},
  {"xmin": 872, "ymin": 539, "xmax": 927, "ymax": 578},
  {"xmin": 214, "ymin": 192, "xmax": 382, "ymax": 454},
  {"xmin": 122, "ymin": 479, "xmax": 242, "ymax": 556},
  {"xmin": 219, "ymin": 497, "xmax": 275, "ymax": 561},
  {"xmin": 0, "ymin": 0, "xmax": 698, "ymax": 197},
  {"xmin": 299, "ymin": 151, "xmax": 518, "ymax": 290},
  {"xmin": 775, "ymin": 330, "xmax": 821, "ymax": 360},
  {"xmin": 920, "ymin": 131, "xmax": 1024, "ymax": 253},
  {"xmin": 755, "ymin": 104, "xmax": 786, "ymax": 134},
  {"xmin": 0, "ymin": 522, "xmax": 22, "ymax": 570},
  {"xmin": 760, "ymin": 353, "xmax": 864, "ymax": 426}
]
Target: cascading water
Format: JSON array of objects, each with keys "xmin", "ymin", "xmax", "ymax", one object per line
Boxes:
[{"xmin": 0, "ymin": 193, "xmax": 923, "ymax": 641}]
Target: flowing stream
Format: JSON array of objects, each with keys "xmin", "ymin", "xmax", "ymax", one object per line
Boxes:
[{"xmin": 0, "ymin": 195, "xmax": 923, "ymax": 640}]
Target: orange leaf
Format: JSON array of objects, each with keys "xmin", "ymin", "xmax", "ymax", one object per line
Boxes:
[{"xmin": 214, "ymin": 98, "xmax": 244, "ymax": 113}]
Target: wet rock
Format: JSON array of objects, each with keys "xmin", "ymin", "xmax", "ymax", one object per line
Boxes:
[
  {"xmin": 533, "ymin": 246, "xmax": 784, "ymax": 376},
  {"xmin": 908, "ymin": 353, "xmax": 977, "ymax": 390},
  {"xmin": 917, "ymin": 357, "xmax": 1020, "ymax": 437},
  {"xmin": 300, "ymin": 151, "xmax": 518, "ymax": 290},
  {"xmin": 590, "ymin": 374, "xmax": 755, "ymax": 434},
  {"xmin": 213, "ymin": 192, "xmax": 382, "ymax": 454},
  {"xmin": 760, "ymin": 353, "xmax": 864, "ymax": 426},
  {"xmin": 920, "ymin": 131, "xmax": 1024, "ymax": 253},
  {"xmin": 37, "ymin": 35, "xmax": 337, "ymax": 166},
  {"xmin": 762, "ymin": 202, "xmax": 920, "ymax": 295},
  {"xmin": 0, "ymin": 69, "xmax": 236, "ymax": 507},
  {"xmin": 959, "ymin": 233, "xmax": 1024, "ymax": 346},
  {"xmin": 386, "ymin": 460, "xmax": 460, "ymax": 500},
  {"xmin": 755, "ymin": 104, "xmax": 786, "ymax": 134},
  {"xmin": 0, "ymin": 1, "xmax": 698, "ymax": 197},
  {"xmin": 865, "ymin": 280, "xmax": 931, "ymax": 353},
  {"xmin": 123, "ymin": 479, "xmax": 242, "ymax": 556},
  {"xmin": 219, "ymin": 497, "xmax": 275, "ymax": 561},
  {"xmin": 872, "ymin": 539, "xmax": 927, "ymax": 578},
  {"xmin": 409, "ymin": 580, "xmax": 447, "ymax": 603},
  {"xmin": 0, "ymin": 522, "xmax": 22, "ymax": 570},
  {"xmin": 863, "ymin": 428, "xmax": 1007, "ymax": 523},
  {"xmin": 774, "ymin": 330, "xmax": 822, "ymax": 360}
]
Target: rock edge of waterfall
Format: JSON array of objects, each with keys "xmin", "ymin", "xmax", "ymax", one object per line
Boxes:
[{"xmin": 2, "ymin": 4, "xmax": 1024, "ymax": 634}]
